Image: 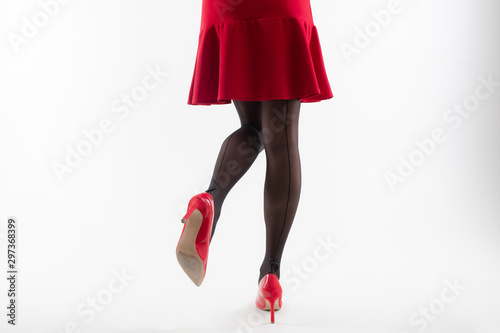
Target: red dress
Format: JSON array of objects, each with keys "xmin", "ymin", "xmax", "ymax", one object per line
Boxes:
[{"xmin": 187, "ymin": 0, "xmax": 334, "ymax": 105}]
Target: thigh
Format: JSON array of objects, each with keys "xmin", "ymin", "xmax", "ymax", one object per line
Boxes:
[
  {"xmin": 233, "ymin": 100, "xmax": 263, "ymax": 130},
  {"xmin": 261, "ymin": 99, "xmax": 301, "ymax": 146}
]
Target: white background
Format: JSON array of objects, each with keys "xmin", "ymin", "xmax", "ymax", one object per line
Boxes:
[{"xmin": 1, "ymin": 0, "xmax": 499, "ymax": 332}]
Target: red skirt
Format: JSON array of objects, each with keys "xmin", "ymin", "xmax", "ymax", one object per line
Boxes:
[{"xmin": 187, "ymin": 0, "xmax": 334, "ymax": 105}]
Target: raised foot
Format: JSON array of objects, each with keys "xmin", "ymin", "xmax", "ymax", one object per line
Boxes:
[
  {"xmin": 176, "ymin": 209, "xmax": 205, "ymax": 286},
  {"xmin": 176, "ymin": 251, "xmax": 205, "ymax": 286}
]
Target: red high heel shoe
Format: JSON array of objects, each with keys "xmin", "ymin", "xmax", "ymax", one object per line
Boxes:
[
  {"xmin": 255, "ymin": 273, "xmax": 283, "ymax": 323},
  {"xmin": 176, "ymin": 192, "xmax": 214, "ymax": 287}
]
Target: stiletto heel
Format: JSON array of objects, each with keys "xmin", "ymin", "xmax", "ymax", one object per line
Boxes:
[
  {"xmin": 268, "ymin": 297, "xmax": 276, "ymax": 323},
  {"xmin": 176, "ymin": 192, "xmax": 214, "ymax": 286},
  {"xmin": 181, "ymin": 203, "xmax": 198, "ymax": 223},
  {"xmin": 255, "ymin": 273, "xmax": 283, "ymax": 323}
]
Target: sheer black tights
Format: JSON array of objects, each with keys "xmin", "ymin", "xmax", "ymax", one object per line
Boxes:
[{"xmin": 205, "ymin": 99, "xmax": 302, "ymax": 285}]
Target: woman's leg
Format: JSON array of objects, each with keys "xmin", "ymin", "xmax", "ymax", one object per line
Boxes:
[
  {"xmin": 258, "ymin": 99, "xmax": 302, "ymax": 284},
  {"xmin": 205, "ymin": 100, "xmax": 265, "ymax": 242}
]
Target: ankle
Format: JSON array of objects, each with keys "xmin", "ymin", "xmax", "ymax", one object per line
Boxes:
[
  {"xmin": 258, "ymin": 258, "xmax": 281, "ymax": 284},
  {"xmin": 258, "ymin": 270, "xmax": 280, "ymax": 282},
  {"xmin": 205, "ymin": 187, "xmax": 216, "ymax": 196}
]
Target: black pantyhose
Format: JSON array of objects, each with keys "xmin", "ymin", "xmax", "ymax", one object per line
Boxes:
[{"xmin": 205, "ymin": 99, "xmax": 302, "ymax": 285}]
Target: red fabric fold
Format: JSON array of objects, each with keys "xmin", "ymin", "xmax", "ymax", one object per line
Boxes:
[{"xmin": 188, "ymin": 4, "xmax": 334, "ymax": 106}]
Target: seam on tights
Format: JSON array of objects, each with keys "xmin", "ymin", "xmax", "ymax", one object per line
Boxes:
[{"xmin": 272, "ymin": 99, "xmax": 292, "ymax": 261}]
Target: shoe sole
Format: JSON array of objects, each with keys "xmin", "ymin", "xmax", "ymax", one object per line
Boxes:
[{"xmin": 176, "ymin": 209, "xmax": 205, "ymax": 287}]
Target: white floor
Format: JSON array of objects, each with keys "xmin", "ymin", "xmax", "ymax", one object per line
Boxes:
[{"xmin": 1, "ymin": 0, "xmax": 500, "ymax": 332}]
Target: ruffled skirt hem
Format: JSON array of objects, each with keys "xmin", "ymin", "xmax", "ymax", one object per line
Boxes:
[{"xmin": 187, "ymin": 16, "xmax": 334, "ymax": 106}]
